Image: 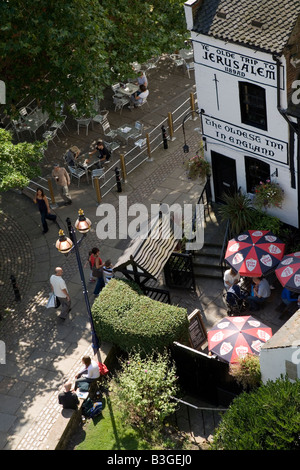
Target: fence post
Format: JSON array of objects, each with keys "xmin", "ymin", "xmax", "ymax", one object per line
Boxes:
[
  {"xmin": 190, "ymin": 92, "xmax": 197, "ymax": 121},
  {"xmin": 47, "ymin": 178, "xmax": 58, "ymax": 208},
  {"xmin": 146, "ymin": 133, "xmax": 153, "ymax": 161},
  {"xmin": 94, "ymin": 177, "xmax": 102, "ymax": 205},
  {"xmin": 119, "ymin": 154, "xmax": 127, "ymax": 183},
  {"xmin": 168, "ymin": 112, "xmax": 176, "ymax": 141}
]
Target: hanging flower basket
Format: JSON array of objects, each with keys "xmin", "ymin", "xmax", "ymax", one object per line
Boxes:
[
  {"xmin": 185, "ymin": 154, "xmax": 211, "ymax": 180},
  {"xmin": 253, "ymin": 180, "xmax": 284, "ymax": 210}
]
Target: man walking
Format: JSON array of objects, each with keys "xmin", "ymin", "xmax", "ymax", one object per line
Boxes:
[
  {"xmin": 50, "ymin": 267, "xmax": 71, "ymax": 320},
  {"xmin": 52, "ymin": 163, "xmax": 72, "ymax": 205}
]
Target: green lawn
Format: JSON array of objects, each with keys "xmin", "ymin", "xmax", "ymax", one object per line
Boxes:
[
  {"xmin": 76, "ymin": 394, "xmax": 155, "ymax": 450},
  {"xmin": 75, "ymin": 393, "xmax": 196, "ymax": 451}
]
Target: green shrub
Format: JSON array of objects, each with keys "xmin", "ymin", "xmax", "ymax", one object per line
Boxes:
[
  {"xmin": 251, "ymin": 210, "xmax": 282, "ymax": 235},
  {"xmin": 229, "ymin": 354, "xmax": 261, "ymax": 391},
  {"xmin": 92, "ymin": 279, "xmax": 189, "ymax": 353},
  {"xmin": 111, "ymin": 349, "xmax": 178, "ymax": 434},
  {"xmin": 211, "ymin": 376, "xmax": 300, "ymax": 450}
]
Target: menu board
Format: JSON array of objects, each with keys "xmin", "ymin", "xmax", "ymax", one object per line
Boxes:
[{"xmin": 188, "ymin": 309, "xmax": 207, "ymax": 351}]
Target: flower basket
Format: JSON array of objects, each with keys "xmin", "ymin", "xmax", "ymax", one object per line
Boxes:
[
  {"xmin": 253, "ymin": 180, "xmax": 284, "ymax": 210},
  {"xmin": 185, "ymin": 154, "xmax": 211, "ymax": 180}
]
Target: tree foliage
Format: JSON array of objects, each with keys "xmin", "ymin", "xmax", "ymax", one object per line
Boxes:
[
  {"xmin": 0, "ymin": 0, "xmax": 188, "ymax": 118},
  {"xmin": 0, "ymin": 128, "xmax": 44, "ymax": 191}
]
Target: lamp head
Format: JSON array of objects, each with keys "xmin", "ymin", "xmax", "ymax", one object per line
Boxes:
[
  {"xmin": 56, "ymin": 229, "xmax": 73, "ymax": 254},
  {"xmin": 75, "ymin": 209, "xmax": 91, "ymax": 234}
]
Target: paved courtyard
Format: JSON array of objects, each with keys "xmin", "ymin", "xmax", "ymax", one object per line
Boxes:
[{"xmin": 0, "ymin": 59, "xmax": 290, "ymax": 450}]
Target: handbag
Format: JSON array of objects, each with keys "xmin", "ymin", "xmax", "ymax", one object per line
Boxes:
[
  {"xmin": 55, "ymin": 296, "xmax": 61, "ymax": 308},
  {"xmin": 46, "ymin": 292, "xmax": 56, "ymax": 308},
  {"xmin": 98, "ymin": 362, "xmax": 109, "ymax": 376},
  {"xmin": 92, "ymin": 267, "xmax": 103, "ymax": 278}
]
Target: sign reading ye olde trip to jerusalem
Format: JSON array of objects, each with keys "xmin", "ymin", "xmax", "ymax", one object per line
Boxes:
[{"xmin": 195, "ymin": 41, "xmax": 282, "ymax": 88}]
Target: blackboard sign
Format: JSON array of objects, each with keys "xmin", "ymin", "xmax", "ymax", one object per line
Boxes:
[{"xmin": 188, "ymin": 309, "xmax": 207, "ymax": 351}]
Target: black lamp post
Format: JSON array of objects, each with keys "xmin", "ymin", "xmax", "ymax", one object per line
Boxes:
[
  {"xmin": 182, "ymin": 108, "xmax": 203, "ymax": 154},
  {"xmin": 55, "ymin": 209, "xmax": 100, "ymax": 353}
]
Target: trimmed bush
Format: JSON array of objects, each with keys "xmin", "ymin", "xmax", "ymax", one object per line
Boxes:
[
  {"xmin": 211, "ymin": 376, "xmax": 300, "ymax": 450},
  {"xmin": 92, "ymin": 279, "xmax": 189, "ymax": 353}
]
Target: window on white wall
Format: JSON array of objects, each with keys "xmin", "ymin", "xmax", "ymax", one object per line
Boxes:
[
  {"xmin": 239, "ymin": 82, "xmax": 267, "ymax": 130},
  {"xmin": 245, "ymin": 156, "xmax": 270, "ymax": 193},
  {"xmin": 285, "ymin": 360, "xmax": 298, "ymax": 381}
]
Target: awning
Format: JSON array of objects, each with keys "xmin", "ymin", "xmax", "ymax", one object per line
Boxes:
[{"xmin": 113, "ymin": 212, "xmax": 180, "ymax": 282}]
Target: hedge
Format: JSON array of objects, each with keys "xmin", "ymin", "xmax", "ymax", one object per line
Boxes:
[{"xmin": 92, "ymin": 279, "xmax": 189, "ymax": 354}]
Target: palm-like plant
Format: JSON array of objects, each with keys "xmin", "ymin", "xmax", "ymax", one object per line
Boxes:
[{"xmin": 218, "ymin": 192, "xmax": 256, "ymax": 236}]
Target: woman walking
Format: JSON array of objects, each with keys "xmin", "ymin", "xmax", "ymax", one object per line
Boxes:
[{"xmin": 34, "ymin": 187, "xmax": 58, "ymax": 234}]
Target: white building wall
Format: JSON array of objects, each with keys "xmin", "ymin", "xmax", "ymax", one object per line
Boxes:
[
  {"xmin": 190, "ymin": 32, "xmax": 298, "ymax": 227},
  {"xmin": 260, "ymin": 346, "xmax": 300, "ymax": 383}
]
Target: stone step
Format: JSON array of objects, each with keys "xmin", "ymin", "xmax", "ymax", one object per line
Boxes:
[{"xmin": 193, "ymin": 264, "xmax": 223, "ymax": 279}]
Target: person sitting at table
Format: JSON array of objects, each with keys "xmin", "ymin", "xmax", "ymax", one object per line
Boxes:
[
  {"xmin": 223, "ymin": 267, "xmax": 240, "ymax": 290},
  {"xmin": 129, "ymin": 84, "xmax": 149, "ymax": 108},
  {"xmin": 65, "ymin": 146, "xmax": 80, "ymax": 167},
  {"xmin": 135, "ymin": 71, "xmax": 148, "ymax": 88},
  {"xmin": 88, "ymin": 140, "xmax": 111, "ymax": 167},
  {"xmin": 226, "ymin": 278, "xmax": 247, "ymax": 309},
  {"xmin": 247, "ymin": 276, "xmax": 271, "ymax": 311},
  {"xmin": 281, "ymin": 287, "xmax": 298, "ymax": 306}
]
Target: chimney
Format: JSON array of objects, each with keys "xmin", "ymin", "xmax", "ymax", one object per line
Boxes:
[{"xmin": 184, "ymin": 0, "xmax": 204, "ymax": 31}]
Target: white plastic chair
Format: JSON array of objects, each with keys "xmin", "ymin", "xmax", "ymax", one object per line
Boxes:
[
  {"xmin": 76, "ymin": 117, "xmax": 92, "ymax": 136},
  {"xmin": 92, "ymin": 168, "xmax": 106, "ymax": 187},
  {"xmin": 68, "ymin": 165, "xmax": 86, "ymax": 186},
  {"xmin": 111, "ymin": 83, "xmax": 123, "ymax": 97},
  {"xmin": 185, "ymin": 60, "xmax": 195, "ymax": 79},
  {"xmin": 92, "ymin": 109, "xmax": 109, "ymax": 127},
  {"xmin": 103, "ymin": 140, "xmax": 120, "ymax": 156},
  {"xmin": 50, "ymin": 115, "xmax": 69, "ymax": 135},
  {"xmin": 113, "ymin": 95, "xmax": 130, "ymax": 114},
  {"xmin": 128, "ymin": 121, "xmax": 144, "ymax": 141},
  {"xmin": 101, "ymin": 117, "xmax": 118, "ymax": 141},
  {"xmin": 12, "ymin": 120, "xmax": 31, "ymax": 140},
  {"xmin": 42, "ymin": 128, "xmax": 60, "ymax": 146}
]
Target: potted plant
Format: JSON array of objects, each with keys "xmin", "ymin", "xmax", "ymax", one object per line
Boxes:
[
  {"xmin": 184, "ymin": 141, "xmax": 210, "ymax": 180},
  {"xmin": 253, "ymin": 180, "xmax": 284, "ymax": 210}
]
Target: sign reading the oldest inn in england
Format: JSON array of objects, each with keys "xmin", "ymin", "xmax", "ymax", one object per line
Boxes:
[{"xmin": 202, "ymin": 115, "xmax": 288, "ymax": 164}]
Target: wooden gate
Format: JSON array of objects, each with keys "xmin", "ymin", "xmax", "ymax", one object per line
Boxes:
[{"xmin": 164, "ymin": 252, "xmax": 195, "ymax": 291}]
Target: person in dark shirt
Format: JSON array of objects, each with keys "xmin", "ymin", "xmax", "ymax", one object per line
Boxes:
[
  {"xmin": 89, "ymin": 140, "xmax": 111, "ymax": 167},
  {"xmin": 58, "ymin": 382, "xmax": 79, "ymax": 410}
]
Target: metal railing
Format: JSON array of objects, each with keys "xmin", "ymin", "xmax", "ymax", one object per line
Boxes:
[
  {"xmin": 171, "ymin": 396, "xmax": 227, "ymax": 440},
  {"xmin": 219, "ymin": 219, "xmax": 231, "ymax": 278},
  {"xmin": 98, "ymin": 92, "xmax": 198, "ymax": 198}
]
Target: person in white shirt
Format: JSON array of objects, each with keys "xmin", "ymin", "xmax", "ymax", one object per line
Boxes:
[
  {"xmin": 130, "ymin": 84, "xmax": 149, "ymax": 108},
  {"xmin": 223, "ymin": 267, "xmax": 240, "ymax": 290},
  {"xmin": 74, "ymin": 356, "xmax": 100, "ymax": 390},
  {"xmin": 50, "ymin": 267, "xmax": 71, "ymax": 320}
]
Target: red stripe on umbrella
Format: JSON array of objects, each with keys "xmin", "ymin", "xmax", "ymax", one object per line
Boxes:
[
  {"xmin": 207, "ymin": 315, "xmax": 272, "ymax": 363},
  {"xmin": 275, "ymin": 252, "xmax": 300, "ymax": 292},
  {"xmin": 225, "ymin": 230, "xmax": 285, "ymax": 277}
]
